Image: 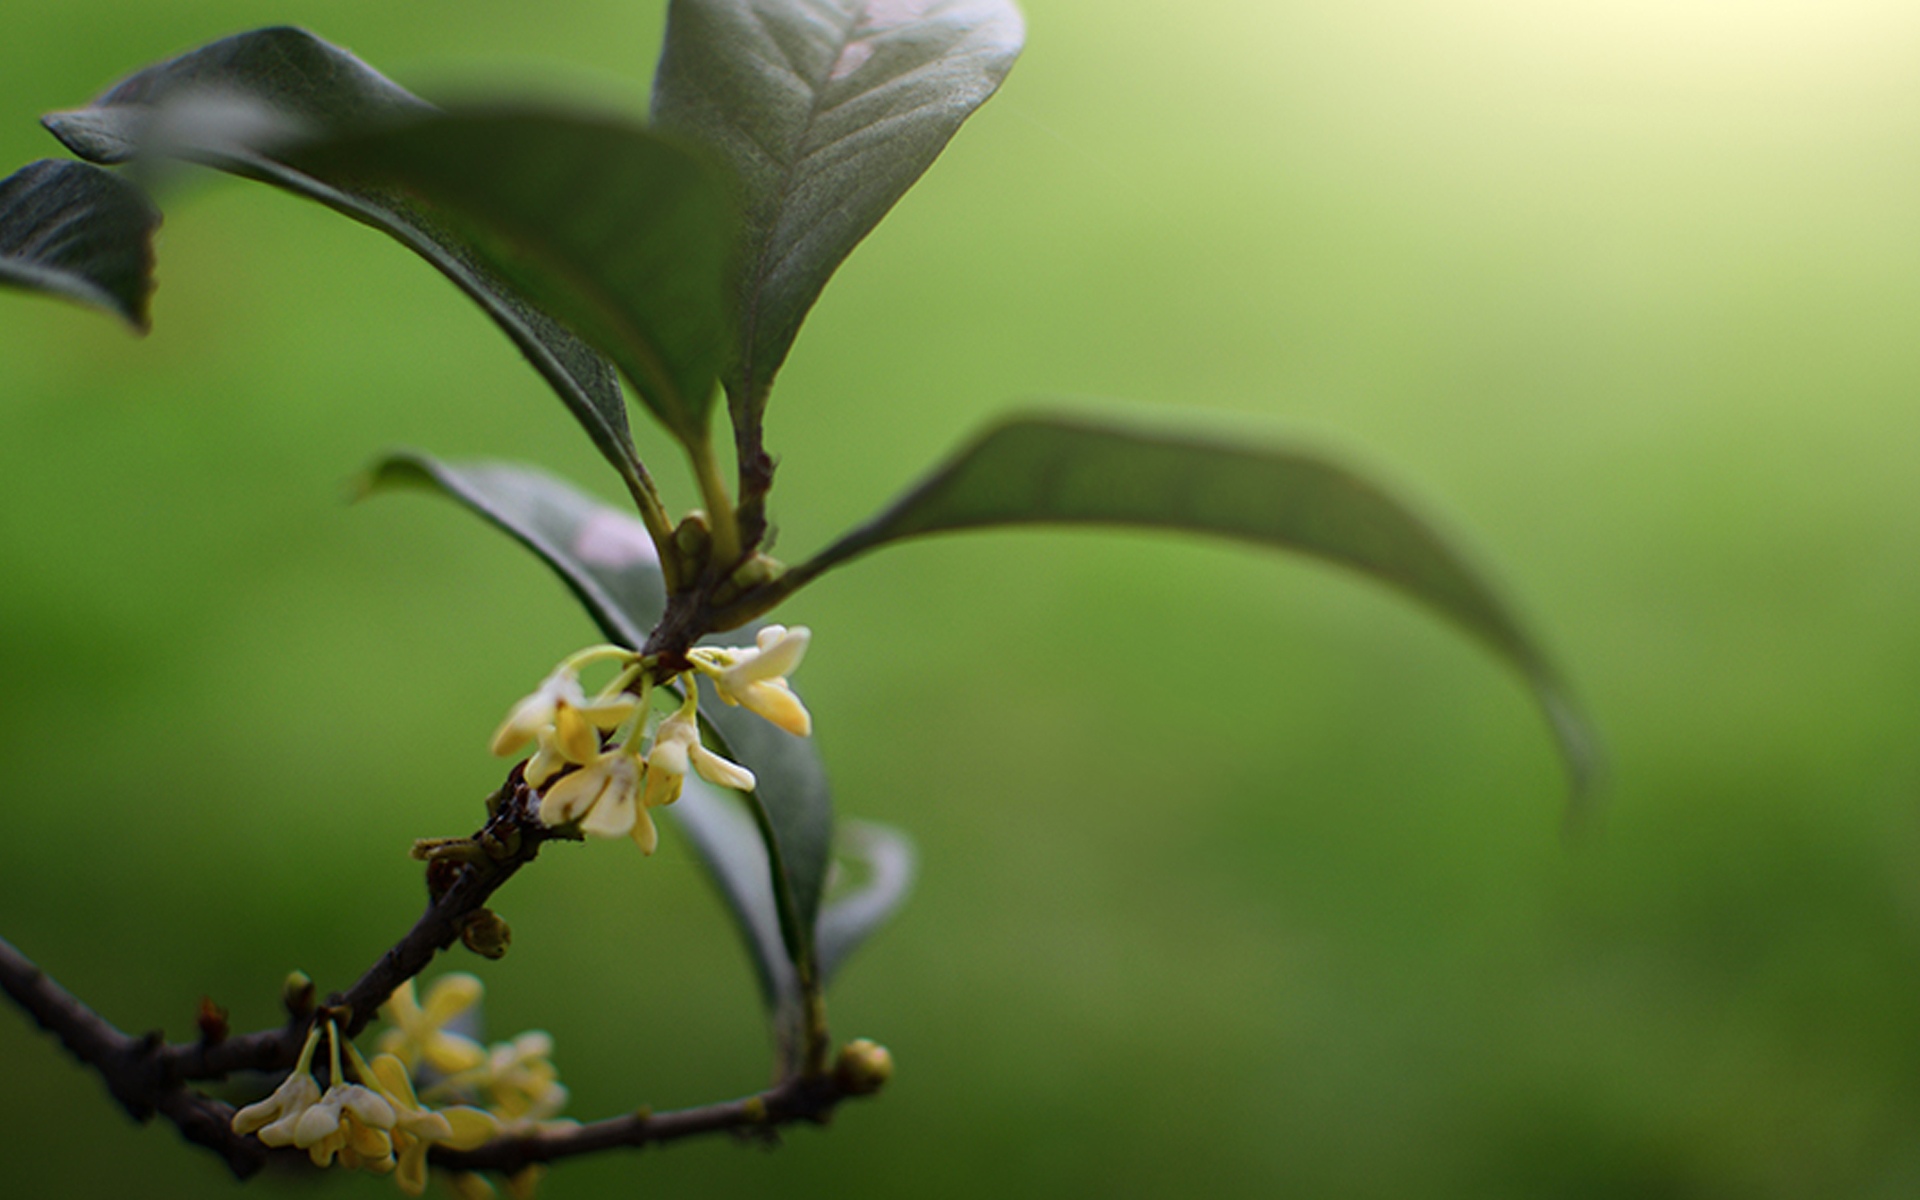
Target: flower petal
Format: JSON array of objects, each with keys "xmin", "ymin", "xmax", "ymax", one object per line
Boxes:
[
  {"xmin": 690, "ymin": 745, "xmax": 756, "ymax": 791},
  {"xmin": 420, "ymin": 974, "xmax": 484, "ymax": 1025}
]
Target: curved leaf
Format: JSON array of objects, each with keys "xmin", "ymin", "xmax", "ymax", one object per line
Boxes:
[
  {"xmin": 673, "ymin": 789, "xmax": 911, "ymax": 1031},
  {"xmin": 42, "ymin": 28, "xmax": 644, "ymax": 487},
  {"xmin": 652, "ymin": 0, "xmax": 1024, "ymax": 409},
  {"xmin": 694, "ymin": 672, "xmax": 836, "ymax": 960},
  {"xmin": 0, "ymin": 159, "xmax": 158, "ymax": 330},
  {"xmin": 788, "ymin": 412, "xmax": 1601, "ymax": 799},
  {"xmin": 816, "ymin": 820, "xmax": 916, "ymax": 984},
  {"xmin": 672, "ymin": 780, "xmax": 796, "ymax": 1013},
  {"xmin": 289, "ymin": 111, "xmax": 736, "ymax": 447},
  {"xmin": 362, "ymin": 455, "xmax": 667, "ymax": 642},
  {"xmin": 360, "ymin": 453, "xmax": 835, "ymax": 958}
]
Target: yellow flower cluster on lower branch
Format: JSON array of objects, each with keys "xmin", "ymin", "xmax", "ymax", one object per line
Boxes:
[
  {"xmin": 492, "ymin": 627, "xmax": 813, "ymax": 854},
  {"xmin": 231, "ymin": 973, "xmax": 568, "ymax": 1198}
]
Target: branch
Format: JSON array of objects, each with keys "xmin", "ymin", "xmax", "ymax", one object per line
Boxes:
[
  {"xmin": 0, "ymin": 766, "xmax": 559, "ymax": 1177},
  {"xmin": 0, "ymin": 933, "xmax": 290, "ymax": 1177},
  {"xmin": 0, "ymin": 763, "xmax": 883, "ymax": 1186},
  {"xmin": 434, "ymin": 1072, "xmax": 862, "ymax": 1173},
  {"xmin": 162, "ymin": 766, "xmax": 558, "ymax": 1082}
]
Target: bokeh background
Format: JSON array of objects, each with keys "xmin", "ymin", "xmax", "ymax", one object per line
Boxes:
[{"xmin": 5, "ymin": 1, "xmax": 1920, "ymax": 1196}]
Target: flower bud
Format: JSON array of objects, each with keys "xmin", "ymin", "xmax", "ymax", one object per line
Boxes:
[
  {"xmin": 712, "ymin": 553, "xmax": 783, "ymax": 605},
  {"xmin": 673, "ymin": 512, "xmax": 712, "ymax": 576},
  {"xmin": 832, "ymin": 1039, "xmax": 894, "ymax": 1096},
  {"xmin": 459, "ymin": 909, "xmax": 513, "ymax": 960},
  {"xmin": 282, "ymin": 971, "xmax": 317, "ymax": 1018}
]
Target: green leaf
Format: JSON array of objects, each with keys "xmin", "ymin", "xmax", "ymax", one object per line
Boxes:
[
  {"xmin": 288, "ymin": 111, "xmax": 737, "ymax": 447},
  {"xmin": 652, "ymin": 0, "xmax": 1025, "ymax": 409},
  {"xmin": 672, "ymin": 779, "xmax": 796, "ymax": 1013},
  {"xmin": 673, "ymin": 787, "xmax": 911, "ymax": 1028},
  {"xmin": 361, "ymin": 455, "xmax": 667, "ymax": 642},
  {"xmin": 816, "ymin": 820, "xmax": 916, "ymax": 984},
  {"xmin": 693, "ymin": 672, "xmax": 835, "ymax": 961},
  {"xmin": 360, "ymin": 453, "xmax": 836, "ymax": 959},
  {"xmin": 41, "ymin": 28, "xmax": 645, "ymax": 489},
  {"xmin": 788, "ymin": 412, "xmax": 1602, "ymax": 799},
  {"xmin": 0, "ymin": 159, "xmax": 158, "ymax": 330}
]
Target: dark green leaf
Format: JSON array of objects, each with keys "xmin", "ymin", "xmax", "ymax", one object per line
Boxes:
[
  {"xmin": 816, "ymin": 820, "xmax": 916, "ymax": 984},
  {"xmin": 0, "ymin": 159, "xmax": 158, "ymax": 330},
  {"xmin": 673, "ymin": 789, "xmax": 910, "ymax": 1024},
  {"xmin": 361, "ymin": 454, "xmax": 667, "ymax": 642},
  {"xmin": 653, "ymin": 0, "xmax": 1024, "ymax": 409},
  {"xmin": 289, "ymin": 111, "xmax": 736, "ymax": 447},
  {"xmin": 789, "ymin": 412, "xmax": 1601, "ymax": 799},
  {"xmin": 693, "ymin": 671, "xmax": 835, "ymax": 958},
  {"xmin": 361, "ymin": 452, "xmax": 836, "ymax": 960},
  {"xmin": 670, "ymin": 779, "xmax": 797, "ymax": 1010},
  {"xmin": 42, "ymin": 28, "xmax": 644, "ymax": 487}
]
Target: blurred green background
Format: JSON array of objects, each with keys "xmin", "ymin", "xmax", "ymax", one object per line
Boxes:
[{"xmin": 5, "ymin": 1, "xmax": 1920, "ymax": 1196}]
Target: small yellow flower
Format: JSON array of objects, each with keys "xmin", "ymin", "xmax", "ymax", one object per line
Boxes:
[
  {"xmin": 490, "ymin": 647, "xmax": 640, "ymax": 762},
  {"xmin": 538, "ymin": 747, "xmax": 644, "ymax": 840},
  {"xmin": 378, "ymin": 975, "xmax": 486, "ymax": 1075},
  {"xmin": 231, "ymin": 1023, "xmax": 324, "ymax": 1147},
  {"xmin": 367, "ymin": 1052, "xmax": 499, "ymax": 1197},
  {"xmin": 289, "ymin": 1023, "xmax": 398, "ymax": 1170},
  {"xmin": 643, "ymin": 704, "xmax": 756, "ymax": 813},
  {"xmin": 476, "ymin": 1032, "xmax": 569, "ymax": 1128},
  {"xmin": 691, "ymin": 625, "xmax": 813, "ymax": 737},
  {"xmin": 294, "ymin": 1080, "xmax": 397, "ymax": 1170}
]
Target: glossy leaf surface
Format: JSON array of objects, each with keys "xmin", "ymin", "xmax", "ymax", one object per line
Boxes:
[
  {"xmin": 42, "ymin": 28, "xmax": 643, "ymax": 486},
  {"xmin": 293, "ymin": 112, "xmax": 737, "ymax": 446},
  {"xmin": 653, "ymin": 0, "xmax": 1024, "ymax": 408},
  {"xmin": 793, "ymin": 412, "xmax": 1600, "ymax": 797},
  {"xmin": 0, "ymin": 159, "xmax": 158, "ymax": 329},
  {"xmin": 362, "ymin": 454, "xmax": 835, "ymax": 952}
]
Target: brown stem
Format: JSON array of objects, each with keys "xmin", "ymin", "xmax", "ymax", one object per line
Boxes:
[
  {"xmin": 161, "ymin": 767, "xmax": 560, "ymax": 1082},
  {"xmin": 0, "ymin": 933, "xmax": 289, "ymax": 1177},
  {"xmin": 433, "ymin": 1072, "xmax": 852, "ymax": 1173},
  {"xmin": 0, "ymin": 763, "xmax": 874, "ymax": 1186}
]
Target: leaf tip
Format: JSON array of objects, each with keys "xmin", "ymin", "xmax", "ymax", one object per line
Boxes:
[{"xmin": 347, "ymin": 452, "xmax": 431, "ymax": 504}]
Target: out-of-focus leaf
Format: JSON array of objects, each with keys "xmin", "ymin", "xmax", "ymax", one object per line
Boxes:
[
  {"xmin": 789, "ymin": 412, "xmax": 1601, "ymax": 799},
  {"xmin": 694, "ymin": 672, "xmax": 836, "ymax": 957},
  {"xmin": 671, "ymin": 779, "xmax": 797, "ymax": 1009},
  {"xmin": 817, "ymin": 820, "xmax": 916, "ymax": 984},
  {"xmin": 672, "ymin": 789, "xmax": 911, "ymax": 1021},
  {"xmin": 42, "ymin": 27, "xmax": 644, "ymax": 487},
  {"xmin": 361, "ymin": 455, "xmax": 667, "ymax": 641},
  {"xmin": 652, "ymin": 0, "xmax": 1024, "ymax": 411},
  {"xmin": 361, "ymin": 453, "xmax": 835, "ymax": 959},
  {"xmin": 291, "ymin": 112, "xmax": 736, "ymax": 447},
  {"xmin": 0, "ymin": 159, "xmax": 158, "ymax": 330}
]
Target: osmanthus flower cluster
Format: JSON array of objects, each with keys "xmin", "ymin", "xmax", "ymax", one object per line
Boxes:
[
  {"xmin": 491, "ymin": 626, "xmax": 813, "ymax": 855},
  {"xmin": 231, "ymin": 974, "xmax": 563, "ymax": 1197}
]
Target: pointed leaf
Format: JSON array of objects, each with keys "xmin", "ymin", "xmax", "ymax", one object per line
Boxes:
[
  {"xmin": 672, "ymin": 790, "xmax": 910, "ymax": 1024},
  {"xmin": 652, "ymin": 0, "xmax": 1024, "ymax": 408},
  {"xmin": 289, "ymin": 111, "xmax": 736, "ymax": 446},
  {"xmin": 0, "ymin": 159, "xmax": 158, "ymax": 329},
  {"xmin": 42, "ymin": 28, "xmax": 645, "ymax": 487},
  {"xmin": 692, "ymin": 671, "xmax": 835, "ymax": 958},
  {"xmin": 362, "ymin": 455, "xmax": 667, "ymax": 642},
  {"xmin": 816, "ymin": 820, "xmax": 916, "ymax": 984},
  {"xmin": 788, "ymin": 412, "xmax": 1601, "ymax": 798},
  {"xmin": 361, "ymin": 453, "xmax": 835, "ymax": 957},
  {"xmin": 670, "ymin": 780, "xmax": 799, "ymax": 1011}
]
